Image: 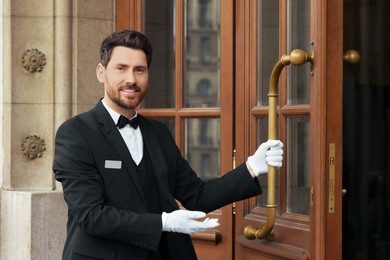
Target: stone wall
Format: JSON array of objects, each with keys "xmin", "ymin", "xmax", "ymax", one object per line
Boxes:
[{"xmin": 0, "ymin": 0, "xmax": 114, "ymax": 259}]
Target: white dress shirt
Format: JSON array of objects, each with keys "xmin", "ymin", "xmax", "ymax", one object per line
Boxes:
[{"xmin": 102, "ymin": 99, "xmax": 143, "ymax": 165}]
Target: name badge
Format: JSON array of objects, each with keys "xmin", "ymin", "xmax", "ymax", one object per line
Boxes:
[{"xmin": 105, "ymin": 160, "xmax": 122, "ymax": 169}]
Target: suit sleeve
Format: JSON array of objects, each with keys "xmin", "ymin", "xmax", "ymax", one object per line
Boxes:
[
  {"xmin": 175, "ymin": 158, "xmax": 262, "ymax": 213},
  {"xmin": 153, "ymin": 121, "xmax": 262, "ymax": 213},
  {"xmin": 53, "ymin": 119, "xmax": 162, "ymax": 251}
]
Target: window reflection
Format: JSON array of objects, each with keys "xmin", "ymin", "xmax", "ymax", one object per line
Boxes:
[
  {"xmin": 257, "ymin": 0, "xmax": 279, "ymax": 106},
  {"xmin": 142, "ymin": 0, "xmax": 175, "ymax": 108},
  {"xmin": 184, "ymin": 0, "xmax": 220, "ymax": 108},
  {"xmin": 286, "ymin": 0, "xmax": 311, "ymax": 104},
  {"xmin": 198, "ymin": 0, "xmax": 211, "ymax": 28},
  {"xmin": 200, "ymin": 36, "xmax": 211, "ymax": 64},
  {"xmin": 196, "ymin": 79, "xmax": 211, "ymax": 96},
  {"xmin": 286, "ymin": 117, "xmax": 310, "ymax": 215},
  {"xmin": 184, "ymin": 118, "xmax": 220, "ymax": 181}
]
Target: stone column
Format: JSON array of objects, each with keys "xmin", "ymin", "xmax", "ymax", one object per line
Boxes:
[{"xmin": 0, "ymin": 0, "xmax": 114, "ymax": 259}]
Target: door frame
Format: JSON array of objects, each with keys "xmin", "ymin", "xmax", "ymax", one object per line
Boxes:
[{"xmin": 115, "ymin": 0, "xmax": 344, "ymax": 259}]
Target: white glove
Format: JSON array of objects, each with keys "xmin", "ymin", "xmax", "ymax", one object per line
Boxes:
[
  {"xmin": 247, "ymin": 140, "xmax": 283, "ymax": 176},
  {"xmin": 161, "ymin": 210, "xmax": 219, "ymax": 234}
]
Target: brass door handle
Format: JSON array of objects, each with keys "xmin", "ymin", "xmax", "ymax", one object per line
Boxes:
[
  {"xmin": 244, "ymin": 49, "xmax": 313, "ymax": 240},
  {"xmin": 343, "ymin": 49, "xmax": 360, "ymax": 64}
]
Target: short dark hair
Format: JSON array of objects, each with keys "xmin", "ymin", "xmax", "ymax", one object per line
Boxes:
[{"xmin": 99, "ymin": 30, "xmax": 153, "ymax": 68}]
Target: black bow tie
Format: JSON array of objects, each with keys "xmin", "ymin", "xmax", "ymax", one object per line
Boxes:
[{"xmin": 116, "ymin": 115, "xmax": 140, "ymax": 129}]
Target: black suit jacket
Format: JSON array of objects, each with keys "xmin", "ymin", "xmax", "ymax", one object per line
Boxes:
[{"xmin": 53, "ymin": 101, "xmax": 262, "ymax": 260}]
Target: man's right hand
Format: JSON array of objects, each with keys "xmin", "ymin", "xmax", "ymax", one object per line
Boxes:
[
  {"xmin": 247, "ymin": 140, "xmax": 283, "ymax": 176},
  {"xmin": 162, "ymin": 210, "xmax": 219, "ymax": 234}
]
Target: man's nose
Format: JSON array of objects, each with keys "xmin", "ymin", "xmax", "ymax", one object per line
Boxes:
[{"xmin": 125, "ymin": 70, "xmax": 137, "ymax": 85}]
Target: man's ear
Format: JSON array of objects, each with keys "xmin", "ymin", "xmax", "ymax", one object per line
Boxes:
[{"xmin": 96, "ymin": 63, "xmax": 105, "ymax": 83}]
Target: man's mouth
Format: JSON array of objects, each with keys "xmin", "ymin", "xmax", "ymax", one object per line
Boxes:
[
  {"xmin": 120, "ymin": 87, "xmax": 140, "ymax": 99},
  {"xmin": 122, "ymin": 89, "xmax": 137, "ymax": 93}
]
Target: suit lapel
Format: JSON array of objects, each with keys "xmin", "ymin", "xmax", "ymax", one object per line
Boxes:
[{"xmin": 93, "ymin": 101, "xmax": 147, "ymax": 206}]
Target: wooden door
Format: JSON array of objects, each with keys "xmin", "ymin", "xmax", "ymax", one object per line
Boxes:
[
  {"xmin": 116, "ymin": 0, "xmax": 236, "ymax": 259},
  {"xmin": 235, "ymin": 0, "xmax": 342, "ymax": 260},
  {"xmin": 116, "ymin": 0, "xmax": 344, "ymax": 259},
  {"xmin": 234, "ymin": 0, "xmax": 343, "ymax": 259}
]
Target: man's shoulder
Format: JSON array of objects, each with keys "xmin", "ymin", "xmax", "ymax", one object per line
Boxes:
[
  {"xmin": 57, "ymin": 106, "xmax": 97, "ymax": 132},
  {"xmin": 139, "ymin": 115, "xmax": 170, "ymax": 132},
  {"xmin": 138, "ymin": 115, "xmax": 174, "ymax": 140}
]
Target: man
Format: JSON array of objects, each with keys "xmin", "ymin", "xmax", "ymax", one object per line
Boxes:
[{"xmin": 53, "ymin": 30, "xmax": 283, "ymax": 260}]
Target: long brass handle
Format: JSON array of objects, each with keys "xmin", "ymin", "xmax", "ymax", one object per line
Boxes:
[{"xmin": 244, "ymin": 49, "xmax": 313, "ymax": 240}]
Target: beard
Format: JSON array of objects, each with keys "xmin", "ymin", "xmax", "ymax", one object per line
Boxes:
[
  {"xmin": 105, "ymin": 83, "xmax": 147, "ymax": 111},
  {"xmin": 112, "ymin": 96, "xmax": 138, "ymax": 110}
]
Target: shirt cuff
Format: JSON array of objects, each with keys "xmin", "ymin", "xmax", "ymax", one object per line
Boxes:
[{"xmin": 246, "ymin": 161, "xmax": 256, "ymax": 178}]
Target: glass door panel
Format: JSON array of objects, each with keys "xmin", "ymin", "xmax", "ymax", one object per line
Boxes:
[
  {"xmin": 286, "ymin": 0, "xmax": 311, "ymax": 105},
  {"xmin": 184, "ymin": 0, "xmax": 221, "ymax": 108},
  {"xmin": 286, "ymin": 116, "xmax": 310, "ymax": 215},
  {"xmin": 257, "ymin": 0, "xmax": 279, "ymax": 106},
  {"xmin": 184, "ymin": 118, "xmax": 220, "ymax": 181},
  {"xmin": 142, "ymin": 0, "xmax": 175, "ymax": 108}
]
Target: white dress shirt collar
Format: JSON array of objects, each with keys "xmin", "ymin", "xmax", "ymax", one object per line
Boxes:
[{"xmin": 101, "ymin": 99, "xmax": 138, "ymax": 125}]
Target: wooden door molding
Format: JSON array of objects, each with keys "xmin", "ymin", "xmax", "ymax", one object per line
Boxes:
[
  {"xmin": 308, "ymin": 0, "xmax": 343, "ymax": 259},
  {"xmin": 115, "ymin": 0, "xmax": 142, "ymax": 30},
  {"xmin": 309, "ymin": 0, "xmax": 327, "ymax": 258},
  {"xmin": 323, "ymin": 0, "xmax": 343, "ymax": 259}
]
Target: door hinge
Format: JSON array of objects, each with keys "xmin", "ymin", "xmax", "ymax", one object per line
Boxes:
[
  {"xmin": 232, "ymin": 149, "xmax": 236, "ymax": 169},
  {"xmin": 310, "ymin": 186, "xmax": 314, "ymax": 206}
]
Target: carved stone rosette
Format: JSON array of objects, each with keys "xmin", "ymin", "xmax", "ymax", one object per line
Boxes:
[
  {"xmin": 21, "ymin": 135, "xmax": 46, "ymax": 160},
  {"xmin": 21, "ymin": 48, "xmax": 47, "ymax": 72}
]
